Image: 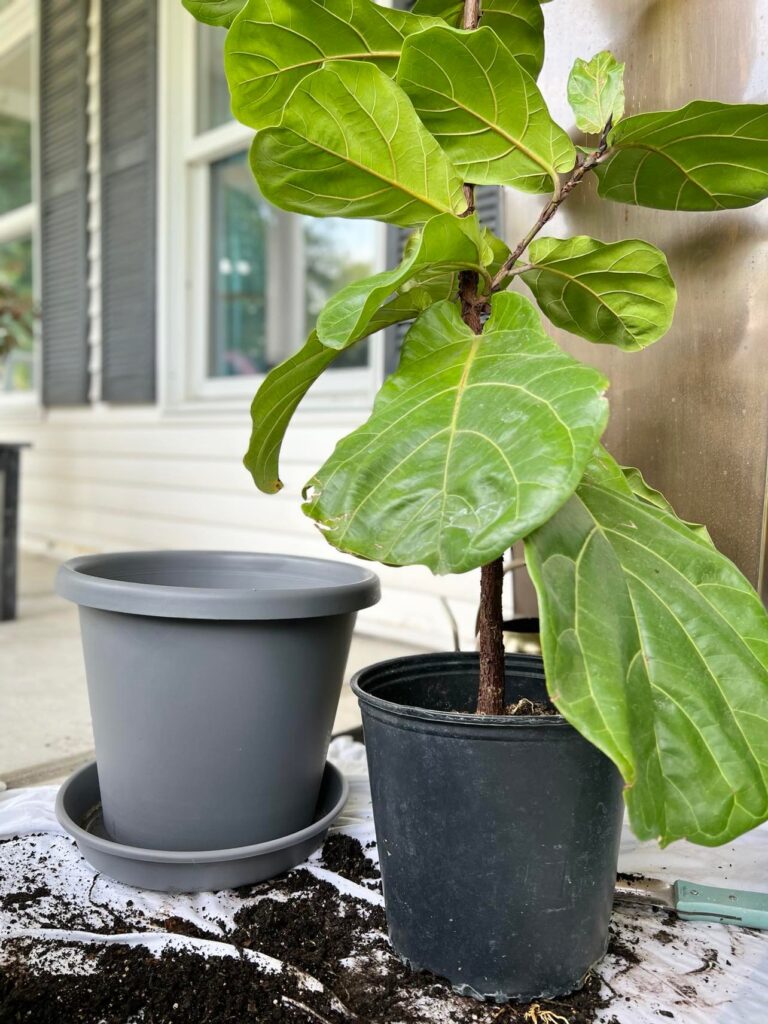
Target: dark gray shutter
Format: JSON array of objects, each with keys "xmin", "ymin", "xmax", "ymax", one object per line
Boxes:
[
  {"xmin": 384, "ymin": 186, "xmax": 505, "ymax": 373},
  {"xmin": 39, "ymin": 0, "xmax": 90, "ymax": 406},
  {"xmin": 100, "ymin": 0, "xmax": 158, "ymax": 403}
]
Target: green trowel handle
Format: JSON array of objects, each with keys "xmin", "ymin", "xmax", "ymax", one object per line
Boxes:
[{"xmin": 674, "ymin": 880, "xmax": 768, "ymax": 929}]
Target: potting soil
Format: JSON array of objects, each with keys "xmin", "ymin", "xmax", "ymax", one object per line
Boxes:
[{"xmin": 1, "ymin": 738, "xmax": 767, "ymax": 1023}]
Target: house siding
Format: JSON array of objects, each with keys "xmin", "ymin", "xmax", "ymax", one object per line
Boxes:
[{"xmin": 10, "ymin": 408, "xmax": 481, "ymax": 648}]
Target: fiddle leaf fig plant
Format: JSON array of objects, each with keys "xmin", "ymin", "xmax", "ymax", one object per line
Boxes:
[{"xmin": 183, "ymin": 0, "xmax": 768, "ymax": 847}]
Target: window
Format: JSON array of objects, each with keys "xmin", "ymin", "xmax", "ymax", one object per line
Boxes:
[
  {"xmin": 179, "ymin": 23, "xmax": 383, "ymax": 402},
  {"xmin": 0, "ymin": 9, "xmax": 36, "ymax": 398}
]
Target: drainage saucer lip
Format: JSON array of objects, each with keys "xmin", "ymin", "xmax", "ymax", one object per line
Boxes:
[{"xmin": 55, "ymin": 760, "xmax": 348, "ymax": 864}]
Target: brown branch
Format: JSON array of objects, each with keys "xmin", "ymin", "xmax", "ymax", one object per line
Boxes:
[
  {"xmin": 462, "ymin": 0, "xmax": 481, "ymax": 29},
  {"xmin": 490, "ymin": 116, "xmax": 614, "ymax": 292},
  {"xmin": 477, "ymin": 558, "xmax": 505, "ymax": 715}
]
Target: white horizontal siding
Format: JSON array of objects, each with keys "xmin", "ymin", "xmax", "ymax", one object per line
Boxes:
[{"xmin": 4, "ymin": 408, "xmax": 481, "ymax": 650}]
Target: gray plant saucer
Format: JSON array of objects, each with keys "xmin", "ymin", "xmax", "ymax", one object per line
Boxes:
[{"xmin": 56, "ymin": 760, "xmax": 348, "ymax": 893}]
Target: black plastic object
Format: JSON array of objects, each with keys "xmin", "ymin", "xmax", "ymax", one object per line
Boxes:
[
  {"xmin": 56, "ymin": 760, "xmax": 348, "ymax": 893},
  {"xmin": 55, "ymin": 551, "xmax": 379, "ymax": 852},
  {"xmin": 351, "ymin": 652, "xmax": 625, "ymax": 1003}
]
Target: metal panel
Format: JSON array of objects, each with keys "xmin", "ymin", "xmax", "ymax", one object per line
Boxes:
[
  {"xmin": 39, "ymin": 0, "xmax": 90, "ymax": 406},
  {"xmin": 100, "ymin": 0, "xmax": 158, "ymax": 403},
  {"xmin": 506, "ymin": 0, "xmax": 768, "ymax": 598}
]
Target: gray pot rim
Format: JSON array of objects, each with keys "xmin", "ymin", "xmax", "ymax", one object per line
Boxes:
[
  {"xmin": 55, "ymin": 550, "xmax": 380, "ymax": 620},
  {"xmin": 351, "ymin": 652, "xmax": 570, "ymax": 729},
  {"xmin": 55, "ymin": 760, "xmax": 349, "ymax": 864}
]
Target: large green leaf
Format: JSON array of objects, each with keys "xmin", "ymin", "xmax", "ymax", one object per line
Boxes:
[
  {"xmin": 250, "ymin": 61, "xmax": 468, "ymax": 226},
  {"xmin": 317, "ymin": 214, "xmax": 487, "ymax": 350},
  {"xmin": 244, "ymin": 295, "xmax": 450, "ymax": 494},
  {"xmin": 397, "ymin": 25, "xmax": 575, "ymax": 192},
  {"xmin": 303, "ymin": 293, "xmax": 608, "ymax": 574},
  {"xmin": 596, "ymin": 101, "xmax": 768, "ymax": 211},
  {"xmin": 567, "ymin": 51, "xmax": 625, "ymax": 134},
  {"xmin": 525, "ymin": 449, "xmax": 768, "ymax": 846},
  {"xmin": 225, "ymin": 0, "xmax": 440, "ymax": 130},
  {"xmin": 410, "ymin": 0, "xmax": 545, "ymax": 78},
  {"xmin": 520, "ymin": 236, "xmax": 676, "ymax": 351}
]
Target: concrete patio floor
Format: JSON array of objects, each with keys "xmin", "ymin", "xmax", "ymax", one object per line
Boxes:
[{"xmin": 0, "ymin": 553, "xmax": 425, "ymax": 789}]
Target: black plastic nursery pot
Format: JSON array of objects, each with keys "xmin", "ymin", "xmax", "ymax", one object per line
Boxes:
[
  {"xmin": 351, "ymin": 652, "xmax": 625, "ymax": 1003},
  {"xmin": 56, "ymin": 551, "xmax": 379, "ymax": 853}
]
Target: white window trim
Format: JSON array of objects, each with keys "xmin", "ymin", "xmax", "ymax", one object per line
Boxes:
[
  {"xmin": 0, "ymin": 0, "xmax": 41, "ymax": 418},
  {"xmin": 157, "ymin": 2, "xmax": 386, "ymax": 417}
]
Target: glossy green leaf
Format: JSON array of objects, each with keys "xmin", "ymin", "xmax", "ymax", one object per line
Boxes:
[
  {"xmin": 303, "ymin": 293, "xmax": 608, "ymax": 574},
  {"xmin": 244, "ymin": 291, "xmax": 440, "ymax": 494},
  {"xmin": 596, "ymin": 101, "xmax": 768, "ymax": 211},
  {"xmin": 410, "ymin": 0, "xmax": 545, "ymax": 77},
  {"xmin": 521, "ymin": 236, "xmax": 676, "ymax": 351},
  {"xmin": 525, "ymin": 449, "xmax": 768, "ymax": 846},
  {"xmin": 182, "ymin": 0, "xmax": 243, "ymax": 27},
  {"xmin": 397, "ymin": 25, "xmax": 575, "ymax": 192},
  {"xmin": 567, "ymin": 51, "xmax": 625, "ymax": 134},
  {"xmin": 621, "ymin": 464, "xmax": 713, "ymax": 545},
  {"xmin": 225, "ymin": 0, "xmax": 440, "ymax": 129},
  {"xmin": 317, "ymin": 214, "xmax": 487, "ymax": 350},
  {"xmin": 250, "ymin": 61, "xmax": 468, "ymax": 227}
]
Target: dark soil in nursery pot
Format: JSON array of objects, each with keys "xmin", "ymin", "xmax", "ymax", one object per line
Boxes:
[{"xmin": 0, "ymin": 832, "xmax": 706, "ymax": 1023}]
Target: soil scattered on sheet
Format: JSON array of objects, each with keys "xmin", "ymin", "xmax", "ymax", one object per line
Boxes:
[
  {"xmin": 0, "ymin": 835, "xmax": 698, "ymax": 1023},
  {"xmin": 320, "ymin": 833, "xmax": 381, "ymax": 885}
]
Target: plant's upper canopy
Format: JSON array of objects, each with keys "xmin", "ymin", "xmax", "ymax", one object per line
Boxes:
[{"xmin": 182, "ymin": 0, "xmax": 768, "ymax": 849}]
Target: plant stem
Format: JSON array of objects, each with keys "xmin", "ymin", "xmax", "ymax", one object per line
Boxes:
[
  {"xmin": 458, "ymin": 0, "xmax": 507, "ymax": 716},
  {"xmin": 490, "ymin": 117, "xmax": 614, "ymax": 292},
  {"xmin": 477, "ymin": 558, "xmax": 506, "ymax": 715}
]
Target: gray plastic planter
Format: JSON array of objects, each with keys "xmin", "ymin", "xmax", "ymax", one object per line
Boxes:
[{"xmin": 56, "ymin": 551, "xmax": 379, "ymax": 853}]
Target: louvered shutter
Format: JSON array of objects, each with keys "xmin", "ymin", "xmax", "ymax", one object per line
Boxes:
[
  {"xmin": 39, "ymin": 0, "xmax": 90, "ymax": 406},
  {"xmin": 100, "ymin": 0, "xmax": 158, "ymax": 403},
  {"xmin": 383, "ymin": 187, "xmax": 505, "ymax": 373}
]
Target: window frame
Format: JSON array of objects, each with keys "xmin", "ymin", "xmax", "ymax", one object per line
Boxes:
[
  {"xmin": 0, "ymin": 0, "xmax": 40, "ymax": 415},
  {"xmin": 157, "ymin": 3, "xmax": 386, "ymax": 415}
]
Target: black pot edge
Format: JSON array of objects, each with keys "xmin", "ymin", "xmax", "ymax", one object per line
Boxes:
[
  {"xmin": 399, "ymin": 951, "xmax": 601, "ymax": 1005},
  {"xmin": 350, "ymin": 651, "xmax": 571, "ymax": 730}
]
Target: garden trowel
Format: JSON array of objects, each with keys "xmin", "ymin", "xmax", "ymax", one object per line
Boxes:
[{"xmin": 614, "ymin": 876, "xmax": 768, "ymax": 929}]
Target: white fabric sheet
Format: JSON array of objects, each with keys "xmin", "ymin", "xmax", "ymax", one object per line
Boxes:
[{"xmin": 1, "ymin": 737, "xmax": 767, "ymax": 1022}]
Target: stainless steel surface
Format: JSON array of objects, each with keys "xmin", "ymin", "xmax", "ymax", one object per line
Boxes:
[
  {"xmin": 614, "ymin": 876, "xmax": 676, "ymax": 910},
  {"xmin": 506, "ymin": 0, "xmax": 768, "ymax": 596}
]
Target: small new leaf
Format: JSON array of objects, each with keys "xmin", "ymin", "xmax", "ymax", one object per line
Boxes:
[
  {"xmin": 250, "ymin": 61, "xmax": 468, "ymax": 226},
  {"xmin": 304, "ymin": 293, "xmax": 608, "ymax": 574},
  {"xmin": 596, "ymin": 101, "xmax": 768, "ymax": 211},
  {"xmin": 521, "ymin": 236, "xmax": 676, "ymax": 351},
  {"xmin": 317, "ymin": 214, "xmax": 487, "ymax": 350},
  {"xmin": 567, "ymin": 51, "xmax": 625, "ymax": 134},
  {"xmin": 526, "ymin": 449, "xmax": 768, "ymax": 847},
  {"xmin": 397, "ymin": 25, "xmax": 575, "ymax": 192}
]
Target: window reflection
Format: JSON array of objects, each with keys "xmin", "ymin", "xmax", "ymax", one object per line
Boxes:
[
  {"xmin": 0, "ymin": 37, "xmax": 32, "ymax": 217},
  {"xmin": 208, "ymin": 152, "xmax": 377, "ymax": 379}
]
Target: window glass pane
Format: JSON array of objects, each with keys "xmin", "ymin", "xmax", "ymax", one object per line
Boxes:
[
  {"xmin": 196, "ymin": 23, "xmax": 231, "ymax": 134},
  {"xmin": 209, "ymin": 152, "xmax": 271, "ymax": 378},
  {"xmin": 0, "ymin": 236, "xmax": 34, "ymax": 392},
  {"xmin": 208, "ymin": 151, "xmax": 378, "ymax": 379},
  {"xmin": 0, "ymin": 37, "xmax": 33, "ymax": 216},
  {"xmin": 304, "ymin": 220, "xmax": 378, "ymax": 369}
]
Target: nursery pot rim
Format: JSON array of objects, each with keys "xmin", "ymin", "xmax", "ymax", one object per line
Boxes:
[
  {"xmin": 351, "ymin": 651, "xmax": 570, "ymax": 728},
  {"xmin": 55, "ymin": 760, "xmax": 349, "ymax": 864},
  {"xmin": 55, "ymin": 549, "xmax": 380, "ymax": 620}
]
